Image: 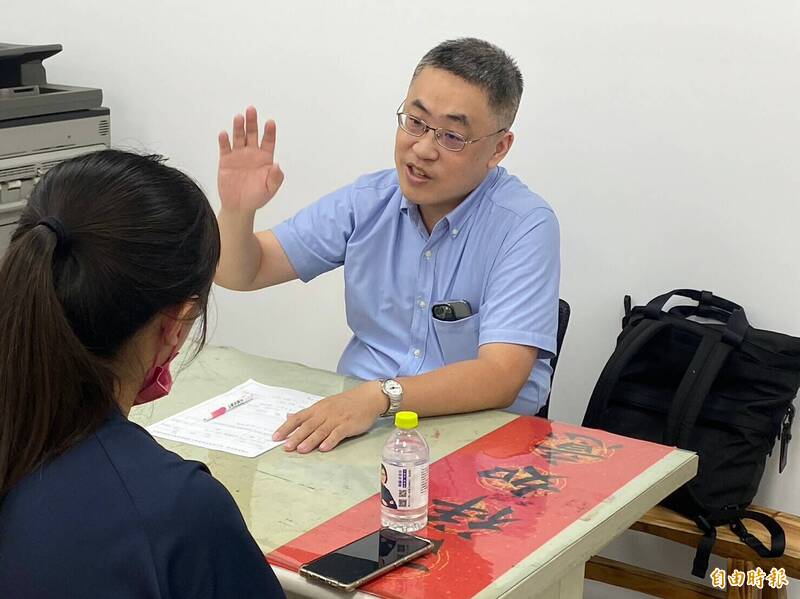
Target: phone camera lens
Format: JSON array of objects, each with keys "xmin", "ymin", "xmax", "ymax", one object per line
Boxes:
[{"xmin": 433, "ymin": 305, "xmax": 452, "ymax": 320}]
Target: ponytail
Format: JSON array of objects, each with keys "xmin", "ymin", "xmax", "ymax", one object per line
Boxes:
[
  {"xmin": 0, "ymin": 149, "xmax": 219, "ymax": 498},
  {"xmin": 0, "ymin": 224, "xmax": 115, "ymax": 496}
]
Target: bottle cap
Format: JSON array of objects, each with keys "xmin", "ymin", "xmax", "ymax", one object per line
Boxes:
[{"xmin": 394, "ymin": 411, "xmax": 418, "ymax": 429}]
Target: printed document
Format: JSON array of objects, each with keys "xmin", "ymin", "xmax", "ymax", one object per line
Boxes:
[{"xmin": 147, "ymin": 379, "xmax": 321, "ymax": 457}]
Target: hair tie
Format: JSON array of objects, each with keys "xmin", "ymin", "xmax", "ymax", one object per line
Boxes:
[{"xmin": 38, "ymin": 216, "xmax": 72, "ymax": 251}]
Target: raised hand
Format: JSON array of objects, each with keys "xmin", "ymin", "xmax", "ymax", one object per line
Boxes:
[{"xmin": 218, "ymin": 106, "xmax": 284, "ymax": 213}]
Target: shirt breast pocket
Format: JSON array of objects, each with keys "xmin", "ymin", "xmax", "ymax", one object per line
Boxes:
[{"xmin": 432, "ymin": 312, "xmax": 481, "ymax": 364}]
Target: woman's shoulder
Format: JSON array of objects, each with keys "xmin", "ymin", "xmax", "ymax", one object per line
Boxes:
[
  {"xmin": 0, "ymin": 414, "xmax": 192, "ymax": 597},
  {"xmin": 98, "ymin": 415, "xmax": 286, "ymax": 597},
  {"xmin": 95, "ymin": 414, "xmax": 229, "ymax": 516}
]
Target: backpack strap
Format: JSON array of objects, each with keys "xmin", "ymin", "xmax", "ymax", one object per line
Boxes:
[
  {"xmin": 730, "ymin": 511, "xmax": 786, "ymax": 559},
  {"xmin": 779, "ymin": 404, "xmax": 795, "ymax": 473},
  {"xmin": 665, "ymin": 311, "xmax": 754, "ymax": 576},
  {"xmin": 582, "ymin": 317, "xmax": 669, "ymax": 427},
  {"xmin": 691, "ymin": 515, "xmax": 718, "ymax": 578},
  {"xmin": 665, "ymin": 335, "xmax": 738, "ymax": 446},
  {"xmin": 644, "ymin": 289, "xmax": 744, "ymax": 319},
  {"xmin": 663, "ymin": 309, "xmax": 750, "ymax": 446},
  {"xmin": 689, "ymin": 509, "xmax": 786, "ymax": 578}
]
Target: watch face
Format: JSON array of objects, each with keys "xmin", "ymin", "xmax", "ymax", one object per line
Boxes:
[{"xmin": 385, "ymin": 380, "xmax": 402, "ymax": 396}]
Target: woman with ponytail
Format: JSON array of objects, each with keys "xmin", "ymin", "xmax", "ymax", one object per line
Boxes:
[{"xmin": 0, "ymin": 150, "xmax": 284, "ymax": 598}]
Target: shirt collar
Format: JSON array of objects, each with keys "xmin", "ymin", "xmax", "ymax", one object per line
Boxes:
[
  {"xmin": 399, "ymin": 195, "xmax": 425, "ymax": 236},
  {"xmin": 444, "ymin": 167, "xmax": 501, "ymax": 233},
  {"xmin": 399, "ymin": 166, "xmax": 502, "ymax": 234}
]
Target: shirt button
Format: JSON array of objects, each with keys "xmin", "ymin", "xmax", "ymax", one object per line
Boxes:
[
  {"xmin": 424, "ymin": 250, "xmax": 433, "ymax": 260},
  {"xmin": 413, "ymin": 348, "xmax": 422, "ymax": 358},
  {"xmin": 451, "ymin": 228, "xmax": 459, "ymax": 237},
  {"xmin": 418, "ymin": 299, "xmax": 427, "ymax": 309}
]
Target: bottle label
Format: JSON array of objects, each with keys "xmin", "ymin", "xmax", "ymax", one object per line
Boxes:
[{"xmin": 380, "ymin": 462, "xmax": 428, "ymax": 511}]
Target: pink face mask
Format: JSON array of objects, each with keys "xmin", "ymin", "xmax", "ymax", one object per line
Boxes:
[{"xmin": 134, "ymin": 348, "xmax": 179, "ymax": 405}]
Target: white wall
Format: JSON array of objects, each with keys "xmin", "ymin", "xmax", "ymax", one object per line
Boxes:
[{"xmin": 4, "ymin": 2, "xmax": 799, "ymax": 596}]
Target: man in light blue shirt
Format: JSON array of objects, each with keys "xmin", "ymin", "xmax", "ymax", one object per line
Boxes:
[{"xmin": 215, "ymin": 38, "xmax": 560, "ymax": 453}]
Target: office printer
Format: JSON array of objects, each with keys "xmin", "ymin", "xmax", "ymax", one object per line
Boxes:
[{"xmin": 0, "ymin": 43, "xmax": 110, "ymax": 254}]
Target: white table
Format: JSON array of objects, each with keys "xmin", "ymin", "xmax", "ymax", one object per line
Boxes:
[{"xmin": 131, "ymin": 346, "xmax": 697, "ymax": 599}]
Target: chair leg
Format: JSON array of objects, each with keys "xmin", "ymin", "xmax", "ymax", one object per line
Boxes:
[
  {"xmin": 723, "ymin": 558, "xmax": 790, "ymax": 599},
  {"xmin": 760, "ymin": 585, "xmax": 788, "ymax": 599},
  {"xmin": 725, "ymin": 559, "xmax": 759, "ymax": 599},
  {"xmin": 756, "ymin": 555, "xmax": 788, "ymax": 599}
]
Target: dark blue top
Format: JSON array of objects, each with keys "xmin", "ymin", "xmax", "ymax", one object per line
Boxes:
[{"xmin": 0, "ymin": 410, "xmax": 285, "ymax": 598}]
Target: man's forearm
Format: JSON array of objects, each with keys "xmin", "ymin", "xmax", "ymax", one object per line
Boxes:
[
  {"xmin": 275, "ymin": 345, "xmax": 538, "ymax": 453},
  {"xmin": 214, "ymin": 208, "xmax": 262, "ymax": 290},
  {"xmin": 395, "ymin": 346, "xmax": 538, "ymax": 417}
]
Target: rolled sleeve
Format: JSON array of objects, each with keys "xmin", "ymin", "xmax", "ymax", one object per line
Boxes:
[
  {"xmin": 271, "ymin": 184, "xmax": 355, "ymax": 282},
  {"xmin": 478, "ymin": 208, "xmax": 560, "ymax": 359}
]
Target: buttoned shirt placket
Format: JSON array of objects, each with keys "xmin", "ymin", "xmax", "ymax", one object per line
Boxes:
[{"xmin": 398, "ymin": 204, "xmax": 450, "ymax": 375}]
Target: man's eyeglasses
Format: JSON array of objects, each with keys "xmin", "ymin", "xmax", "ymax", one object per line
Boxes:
[{"xmin": 396, "ymin": 110, "xmax": 507, "ymax": 152}]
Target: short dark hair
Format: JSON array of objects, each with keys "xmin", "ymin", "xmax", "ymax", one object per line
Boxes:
[
  {"xmin": 413, "ymin": 38, "xmax": 524, "ymax": 127},
  {"xmin": 0, "ymin": 150, "xmax": 220, "ymax": 496}
]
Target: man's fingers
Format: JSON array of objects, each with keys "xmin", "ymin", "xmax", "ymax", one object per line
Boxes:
[
  {"xmin": 273, "ymin": 412, "xmax": 300, "ymax": 441},
  {"xmin": 297, "ymin": 425, "xmax": 335, "ymax": 454},
  {"xmin": 284, "ymin": 418, "xmax": 323, "ymax": 452},
  {"xmin": 245, "ymin": 106, "xmax": 259, "ymax": 147},
  {"xmin": 232, "ymin": 113, "xmax": 246, "ymax": 149},
  {"xmin": 260, "ymin": 119, "xmax": 277, "ymax": 160},
  {"xmin": 218, "ymin": 131, "xmax": 231, "ymax": 155},
  {"xmin": 319, "ymin": 427, "xmax": 346, "ymax": 452}
]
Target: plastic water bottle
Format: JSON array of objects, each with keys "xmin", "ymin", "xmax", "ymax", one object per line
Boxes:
[{"xmin": 380, "ymin": 411, "xmax": 430, "ymax": 532}]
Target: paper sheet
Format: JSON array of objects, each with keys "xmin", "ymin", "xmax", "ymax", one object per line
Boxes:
[{"xmin": 147, "ymin": 379, "xmax": 322, "ymax": 457}]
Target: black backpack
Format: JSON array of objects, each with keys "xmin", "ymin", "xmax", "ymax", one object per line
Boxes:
[{"xmin": 582, "ymin": 289, "xmax": 800, "ymax": 577}]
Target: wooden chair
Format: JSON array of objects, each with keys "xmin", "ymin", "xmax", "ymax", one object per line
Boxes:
[{"xmin": 586, "ymin": 504, "xmax": 799, "ymax": 598}]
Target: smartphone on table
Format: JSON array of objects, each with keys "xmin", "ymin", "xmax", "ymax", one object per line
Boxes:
[{"xmin": 298, "ymin": 528, "xmax": 433, "ymax": 592}]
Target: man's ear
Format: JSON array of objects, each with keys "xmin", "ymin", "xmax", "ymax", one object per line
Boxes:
[{"xmin": 488, "ymin": 131, "xmax": 514, "ymax": 169}]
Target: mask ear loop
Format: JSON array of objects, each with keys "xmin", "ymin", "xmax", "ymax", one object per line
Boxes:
[
  {"xmin": 134, "ymin": 322, "xmax": 183, "ymax": 406},
  {"xmin": 134, "ymin": 302, "xmax": 197, "ymax": 407}
]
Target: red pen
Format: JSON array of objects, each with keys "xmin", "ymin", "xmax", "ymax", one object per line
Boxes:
[{"xmin": 203, "ymin": 392, "xmax": 255, "ymax": 422}]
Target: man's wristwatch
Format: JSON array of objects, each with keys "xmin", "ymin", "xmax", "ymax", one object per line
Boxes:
[{"xmin": 379, "ymin": 379, "xmax": 403, "ymax": 417}]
